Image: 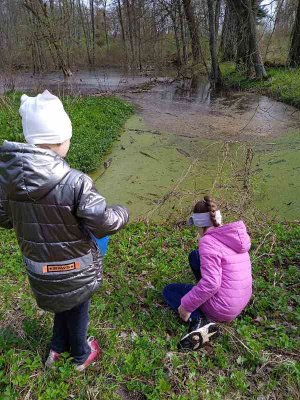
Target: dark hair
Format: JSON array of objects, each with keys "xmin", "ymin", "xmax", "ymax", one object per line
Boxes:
[{"xmin": 193, "ymin": 196, "xmax": 220, "ymax": 227}]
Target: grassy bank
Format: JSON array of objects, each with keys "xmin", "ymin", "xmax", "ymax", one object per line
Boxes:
[
  {"xmin": 0, "ymin": 92, "xmax": 133, "ymax": 173},
  {"xmin": 221, "ymin": 63, "xmax": 300, "ymax": 109},
  {"xmin": 0, "ymin": 223, "xmax": 299, "ymax": 399}
]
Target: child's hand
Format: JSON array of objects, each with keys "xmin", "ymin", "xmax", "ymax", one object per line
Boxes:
[{"xmin": 178, "ymin": 305, "xmax": 191, "ymax": 322}]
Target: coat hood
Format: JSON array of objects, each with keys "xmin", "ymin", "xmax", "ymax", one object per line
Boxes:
[
  {"xmin": 205, "ymin": 220, "xmax": 251, "ymax": 253},
  {"xmin": 0, "ymin": 141, "xmax": 70, "ymax": 201}
]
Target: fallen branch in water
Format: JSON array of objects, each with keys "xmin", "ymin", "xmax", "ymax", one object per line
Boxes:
[
  {"xmin": 176, "ymin": 148, "xmax": 191, "ymax": 158},
  {"xmin": 140, "ymin": 151, "xmax": 158, "ymax": 160},
  {"xmin": 129, "ymin": 128, "xmax": 161, "ymax": 135}
]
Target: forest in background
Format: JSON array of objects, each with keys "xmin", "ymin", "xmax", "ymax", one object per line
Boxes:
[{"xmin": 0, "ymin": 0, "xmax": 300, "ymax": 84}]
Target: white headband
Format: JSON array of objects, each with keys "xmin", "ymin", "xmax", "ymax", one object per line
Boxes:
[{"xmin": 188, "ymin": 211, "xmax": 222, "ymax": 228}]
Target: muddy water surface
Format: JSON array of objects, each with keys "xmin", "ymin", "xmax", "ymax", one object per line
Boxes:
[
  {"xmin": 123, "ymin": 79, "xmax": 300, "ymax": 139},
  {"xmin": 0, "ymin": 68, "xmax": 156, "ymax": 94}
]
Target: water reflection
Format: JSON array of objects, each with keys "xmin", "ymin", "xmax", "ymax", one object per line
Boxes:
[
  {"xmin": 0, "ymin": 68, "xmax": 156, "ymax": 95},
  {"xmin": 124, "ymin": 77, "xmax": 300, "ymax": 139}
]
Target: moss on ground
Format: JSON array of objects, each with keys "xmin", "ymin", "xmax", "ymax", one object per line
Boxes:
[
  {"xmin": 0, "ymin": 92, "xmax": 133, "ymax": 173},
  {"xmin": 221, "ymin": 63, "xmax": 300, "ymax": 109}
]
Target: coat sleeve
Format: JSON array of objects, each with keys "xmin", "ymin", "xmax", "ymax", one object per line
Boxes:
[
  {"xmin": 181, "ymin": 249, "xmax": 222, "ymax": 313},
  {"xmin": 75, "ymin": 174, "xmax": 129, "ymax": 238},
  {"xmin": 0, "ymin": 186, "xmax": 13, "ymax": 229}
]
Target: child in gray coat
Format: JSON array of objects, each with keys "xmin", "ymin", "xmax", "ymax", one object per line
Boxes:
[{"xmin": 0, "ymin": 90, "xmax": 129, "ymax": 370}]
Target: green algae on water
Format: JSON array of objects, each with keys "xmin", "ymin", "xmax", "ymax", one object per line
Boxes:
[{"xmin": 91, "ymin": 116, "xmax": 300, "ymax": 222}]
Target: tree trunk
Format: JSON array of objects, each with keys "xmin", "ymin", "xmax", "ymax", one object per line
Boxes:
[
  {"xmin": 136, "ymin": 0, "xmax": 143, "ymax": 71},
  {"xmin": 182, "ymin": 0, "xmax": 201, "ymax": 63},
  {"xmin": 163, "ymin": 1, "xmax": 182, "ymax": 68},
  {"xmin": 124, "ymin": 0, "xmax": 135, "ymax": 67},
  {"xmin": 207, "ymin": 0, "xmax": 222, "ymax": 87},
  {"xmin": 78, "ymin": 0, "xmax": 92, "ymax": 66},
  {"xmin": 288, "ymin": 0, "xmax": 300, "ymax": 66},
  {"xmin": 103, "ymin": 0, "xmax": 109, "ymax": 54},
  {"xmin": 117, "ymin": 0, "xmax": 128, "ymax": 64},
  {"xmin": 220, "ymin": 4, "xmax": 236, "ymax": 61},
  {"xmin": 27, "ymin": 11, "xmax": 44, "ymax": 73},
  {"xmin": 227, "ymin": 0, "xmax": 267, "ymax": 79},
  {"xmin": 177, "ymin": 0, "xmax": 188, "ymax": 65},
  {"xmin": 52, "ymin": 40, "xmax": 73, "ymax": 77},
  {"xmin": 214, "ymin": 0, "xmax": 221, "ymax": 34},
  {"xmin": 248, "ymin": 0, "xmax": 267, "ymax": 78},
  {"xmin": 90, "ymin": 0, "xmax": 95, "ymax": 65},
  {"xmin": 130, "ymin": 0, "xmax": 142, "ymax": 71},
  {"xmin": 230, "ymin": 0, "xmax": 251, "ymax": 71},
  {"xmin": 117, "ymin": 0, "xmax": 126, "ymax": 44},
  {"xmin": 171, "ymin": 6, "xmax": 182, "ymax": 68}
]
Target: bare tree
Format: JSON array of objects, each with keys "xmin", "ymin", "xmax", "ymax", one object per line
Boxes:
[
  {"xmin": 207, "ymin": 0, "xmax": 222, "ymax": 87},
  {"xmin": 248, "ymin": 0, "xmax": 267, "ymax": 78},
  {"xmin": 288, "ymin": 0, "xmax": 300, "ymax": 66},
  {"xmin": 220, "ymin": 3, "xmax": 237, "ymax": 61},
  {"xmin": 117, "ymin": 0, "xmax": 128, "ymax": 63},
  {"xmin": 23, "ymin": 0, "xmax": 72, "ymax": 77},
  {"xmin": 159, "ymin": 0, "xmax": 183, "ymax": 68},
  {"xmin": 90, "ymin": 0, "xmax": 96, "ymax": 64},
  {"xmin": 124, "ymin": 0, "xmax": 135, "ymax": 67},
  {"xmin": 182, "ymin": 0, "xmax": 202, "ymax": 64},
  {"xmin": 102, "ymin": 0, "xmax": 110, "ymax": 54},
  {"xmin": 177, "ymin": 0, "xmax": 188, "ymax": 65},
  {"xmin": 27, "ymin": 10, "xmax": 46, "ymax": 73},
  {"xmin": 78, "ymin": 0, "xmax": 93, "ymax": 65},
  {"xmin": 0, "ymin": 0, "xmax": 277, "ymax": 78}
]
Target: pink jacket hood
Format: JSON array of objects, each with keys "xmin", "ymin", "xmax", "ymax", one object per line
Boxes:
[{"xmin": 206, "ymin": 220, "xmax": 251, "ymax": 253}]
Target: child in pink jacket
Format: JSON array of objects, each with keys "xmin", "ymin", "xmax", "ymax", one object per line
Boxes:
[{"xmin": 163, "ymin": 196, "xmax": 252, "ymax": 351}]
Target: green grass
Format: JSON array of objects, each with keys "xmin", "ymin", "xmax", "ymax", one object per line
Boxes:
[
  {"xmin": 221, "ymin": 62, "xmax": 300, "ymax": 108},
  {"xmin": 0, "ymin": 92, "xmax": 133, "ymax": 173},
  {"xmin": 0, "ymin": 91, "xmax": 299, "ymax": 398},
  {"xmin": 0, "ymin": 223, "xmax": 299, "ymax": 399}
]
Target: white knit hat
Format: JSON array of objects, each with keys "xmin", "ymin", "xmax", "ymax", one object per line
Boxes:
[{"xmin": 19, "ymin": 90, "xmax": 72, "ymax": 144}]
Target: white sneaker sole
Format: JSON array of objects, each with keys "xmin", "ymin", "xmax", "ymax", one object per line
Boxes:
[{"xmin": 179, "ymin": 323, "xmax": 218, "ymax": 350}]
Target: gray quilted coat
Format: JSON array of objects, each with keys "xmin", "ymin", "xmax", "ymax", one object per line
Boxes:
[{"xmin": 0, "ymin": 141, "xmax": 129, "ymax": 313}]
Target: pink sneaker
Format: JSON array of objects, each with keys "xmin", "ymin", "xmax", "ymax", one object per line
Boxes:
[
  {"xmin": 75, "ymin": 337, "xmax": 102, "ymax": 372},
  {"xmin": 45, "ymin": 350, "xmax": 61, "ymax": 367}
]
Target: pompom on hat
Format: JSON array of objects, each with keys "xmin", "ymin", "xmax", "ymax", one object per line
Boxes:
[{"xmin": 19, "ymin": 90, "xmax": 72, "ymax": 145}]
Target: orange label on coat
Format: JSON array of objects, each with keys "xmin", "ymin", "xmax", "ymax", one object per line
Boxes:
[{"xmin": 42, "ymin": 262, "xmax": 80, "ymax": 273}]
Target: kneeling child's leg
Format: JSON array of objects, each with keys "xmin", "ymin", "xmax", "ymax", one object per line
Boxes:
[
  {"xmin": 163, "ymin": 283, "xmax": 194, "ymax": 313},
  {"xmin": 188, "ymin": 250, "xmax": 201, "ymax": 281}
]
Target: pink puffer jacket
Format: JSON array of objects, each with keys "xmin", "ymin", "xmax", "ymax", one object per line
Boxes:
[{"xmin": 181, "ymin": 221, "xmax": 252, "ymax": 322}]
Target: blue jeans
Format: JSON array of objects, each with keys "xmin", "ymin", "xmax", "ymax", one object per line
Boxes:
[
  {"xmin": 50, "ymin": 300, "xmax": 91, "ymax": 364},
  {"xmin": 163, "ymin": 250, "xmax": 204, "ymax": 321}
]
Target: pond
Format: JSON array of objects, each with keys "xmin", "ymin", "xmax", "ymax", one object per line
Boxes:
[
  {"xmin": 7, "ymin": 69, "xmax": 300, "ymax": 221},
  {"xmin": 92, "ymin": 77, "xmax": 300, "ymax": 222}
]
